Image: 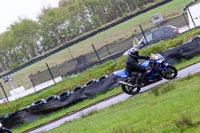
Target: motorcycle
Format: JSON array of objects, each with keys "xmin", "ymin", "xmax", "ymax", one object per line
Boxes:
[
  {"xmin": 113, "ymin": 53, "xmax": 178, "ymax": 95},
  {"xmin": 0, "ymin": 123, "xmax": 12, "ymax": 133}
]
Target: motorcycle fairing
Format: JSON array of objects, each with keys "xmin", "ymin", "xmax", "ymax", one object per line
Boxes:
[
  {"xmin": 140, "ymin": 61, "xmax": 150, "ymax": 67},
  {"xmin": 161, "ymin": 63, "xmax": 169, "ymax": 72},
  {"xmin": 113, "ymin": 69, "xmax": 129, "ymax": 78}
]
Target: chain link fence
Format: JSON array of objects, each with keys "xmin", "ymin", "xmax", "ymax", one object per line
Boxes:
[{"xmin": 29, "ymin": 12, "xmax": 190, "ymax": 87}]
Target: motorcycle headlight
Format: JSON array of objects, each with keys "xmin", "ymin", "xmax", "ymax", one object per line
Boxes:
[{"xmin": 151, "ymin": 56, "xmax": 158, "ymax": 60}]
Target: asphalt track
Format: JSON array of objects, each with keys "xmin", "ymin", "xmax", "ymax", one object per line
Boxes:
[{"xmin": 28, "ymin": 62, "xmax": 200, "ymax": 133}]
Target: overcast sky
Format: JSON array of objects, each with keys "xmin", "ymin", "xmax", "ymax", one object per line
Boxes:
[{"xmin": 0, "ymin": 0, "xmax": 60, "ymax": 34}]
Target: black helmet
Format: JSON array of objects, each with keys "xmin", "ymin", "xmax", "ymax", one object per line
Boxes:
[{"xmin": 129, "ymin": 48, "xmax": 138, "ymax": 56}]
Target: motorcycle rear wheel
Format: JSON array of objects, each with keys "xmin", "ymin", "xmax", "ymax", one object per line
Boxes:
[{"xmin": 121, "ymin": 78, "xmax": 141, "ymax": 95}]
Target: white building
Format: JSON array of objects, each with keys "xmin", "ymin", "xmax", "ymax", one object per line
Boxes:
[{"xmin": 187, "ymin": 3, "xmax": 200, "ymax": 28}]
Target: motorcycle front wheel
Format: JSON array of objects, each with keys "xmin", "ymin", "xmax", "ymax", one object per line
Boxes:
[
  {"xmin": 161, "ymin": 65, "xmax": 177, "ymax": 80},
  {"xmin": 121, "ymin": 78, "xmax": 141, "ymax": 95}
]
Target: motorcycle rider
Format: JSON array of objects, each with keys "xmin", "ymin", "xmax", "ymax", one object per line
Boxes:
[{"xmin": 125, "ymin": 48, "xmax": 150, "ymax": 77}]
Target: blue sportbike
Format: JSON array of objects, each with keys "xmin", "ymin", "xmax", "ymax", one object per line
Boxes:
[{"xmin": 114, "ymin": 54, "xmax": 178, "ymax": 95}]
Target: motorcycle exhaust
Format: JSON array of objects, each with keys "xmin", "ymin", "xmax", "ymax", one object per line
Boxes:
[{"xmin": 118, "ymin": 81, "xmax": 138, "ymax": 88}]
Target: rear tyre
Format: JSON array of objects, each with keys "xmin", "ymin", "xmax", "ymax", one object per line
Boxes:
[
  {"xmin": 161, "ymin": 65, "xmax": 177, "ymax": 80},
  {"xmin": 121, "ymin": 78, "xmax": 141, "ymax": 95}
]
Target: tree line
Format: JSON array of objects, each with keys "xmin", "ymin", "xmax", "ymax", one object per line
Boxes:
[{"xmin": 0, "ymin": 0, "xmax": 158, "ymax": 72}]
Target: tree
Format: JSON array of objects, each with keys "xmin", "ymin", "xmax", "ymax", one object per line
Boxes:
[
  {"xmin": 38, "ymin": 8, "xmax": 70, "ymax": 50},
  {"xmin": 0, "ymin": 0, "xmax": 159, "ymax": 71},
  {"xmin": 0, "ymin": 31, "xmax": 15, "ymax": 70},
  {"xmin": 10, "ymin": 19, "xmax": 40, "ymax": 60},
  {"xmin": 58, "ymin": 0, "xmax": 71, "ymax": 7}
]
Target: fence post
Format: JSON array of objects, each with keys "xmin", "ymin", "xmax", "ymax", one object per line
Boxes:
[
  {"xmin": 68, "ymin": 48, "xmax": 77, "ymax": 71},
  {"xmin": 0, "ymin": 82, "xmax": 9, "ymax": 102},
  {"xmin": 105, "ymin": 45, "xmax": 111, "ymax": 56},
  {"xmin": 92, "ymin": 44, "xmax": 100, "ymax": 61},
  {"xmin": 46, "ymin": 63, "xmax": 56, "ymax": 84},
  {"xmin": 29, "ymin": 74, "xmax": 36, "ymax": 92},
  {"xmin": 156, "ymin": 23, "xmax": 161, "ymax": 29},
  {"xmin": 81, "ymin": 55, "xmax": 87, "ymax": 67},
  {"xmin": 139, "ymin": 24, "xmax": 148, "ymax": 45},
  {"xmin": 182, "ymin": 12, "xmax": 190, "ymax": 29},
  {"xmin": 132, "ymin": 34, "xmax": 138, "ymax": 45},
  {"xmin": 56, "ymin": 65, "xmax": 63, "ymax": 77}
]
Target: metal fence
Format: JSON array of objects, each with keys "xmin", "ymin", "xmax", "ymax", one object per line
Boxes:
[
  {"xmin": 29, "ymin": 36, "xmax": 133, "ymax": 86},
  {"xmin": 29, "ymin": 12, "xmax": 190, "ymax": 87}
]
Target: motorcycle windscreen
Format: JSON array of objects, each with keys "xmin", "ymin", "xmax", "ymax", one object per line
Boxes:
[{"xmin": 113, "ymin": 69, "xmax": 129, "ymax": 78}]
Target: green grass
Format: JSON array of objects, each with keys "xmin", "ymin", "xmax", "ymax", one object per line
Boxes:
[
  {"xmin": 176, "ymin": 54, "xmax": 200, "ymax": 70},
  {"xmin": 1, "ymin": 0, "xmax": 200, "ymax": 131},
  {"xmin": 1, "ymin": 27, "xmax": 200, "ymax": 131},
  {"xmin": 0, "ymin": 28, "xmax": 199, "ymax": 104},
  {"xmin": 11, "ymin": 53, "xmax": 200, "ymax": 133},
  {"xmin": 13, "ymin": 87, "xmax": 122, "ymax": 133},
  {"xmin": 48, "ymin": 72, "xmax": 200, "ymax": 133},
  {"xmin": 0, "ymin": 0, "xmax": 192, "ymax": 91}
]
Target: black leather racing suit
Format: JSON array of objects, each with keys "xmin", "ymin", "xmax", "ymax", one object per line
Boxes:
[{"xmin": 125, "ymin": 54, "xmax": 150, "ymax": 76}]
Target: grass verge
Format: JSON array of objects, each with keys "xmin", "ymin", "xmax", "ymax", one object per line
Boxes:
[
  {"xmin": 1, "ymin": 28, "xmax": 200, "ymax": 115},
  {"xmin": 12, "ymin": 53, "xmax": 200, "ymax": 132},
  {"xmin": 0, "ymin": 29, "xmax": 200, "ymax": 132},
  {"xmin": 48, "ymin": 72, "xmax": 200, "ymax": 133}
]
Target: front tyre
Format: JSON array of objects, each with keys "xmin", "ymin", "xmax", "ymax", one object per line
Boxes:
[
  {"xmin": 121, "ymin": 79, "xmax": 141, "ymax": 95},
  {"xmin": 161, "ymin": 65, "xmax": 177, "ymax": 80}
]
